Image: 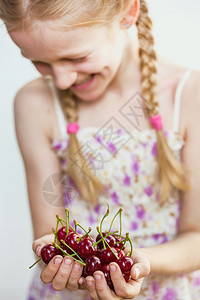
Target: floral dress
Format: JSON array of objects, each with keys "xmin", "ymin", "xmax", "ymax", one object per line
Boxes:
[{"xmin": 27, "ymin": 69, "xmax": 200, "ymax": 300}]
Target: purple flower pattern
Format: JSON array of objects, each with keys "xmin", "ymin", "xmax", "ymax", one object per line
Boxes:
[{"xmin": 27, "ymin": 127, "xmax": 200, "ymax": 299}]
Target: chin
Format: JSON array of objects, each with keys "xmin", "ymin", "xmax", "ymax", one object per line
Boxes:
[{"xmin": 74, "ymin": 88, "xmax": 106, "ymax": 103}]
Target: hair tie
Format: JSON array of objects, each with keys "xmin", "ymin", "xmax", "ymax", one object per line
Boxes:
[
  {"xmin": 67, "ymin": 122, "xmax": 80, "ymax": 134},
  {"xmin": 150, "ymin": 114, "xmax": 163, "ymax": 131}
]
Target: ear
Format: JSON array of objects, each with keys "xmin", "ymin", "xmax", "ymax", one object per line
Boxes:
[{"xmin": 120, "ymin": 0, "xmax": 140, "ymax": 29}]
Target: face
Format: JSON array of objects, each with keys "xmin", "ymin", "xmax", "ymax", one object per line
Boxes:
[{"xmin": 9, "ymin": 18, "xmax": 128, "ymax": 102}]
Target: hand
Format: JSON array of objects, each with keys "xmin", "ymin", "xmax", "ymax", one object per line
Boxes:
[
  {"xmin": 78, "ymin": 248, "xmax": 150, "ymax": 300},
  {"xmin": 32, "ymin": 234, "xmax": 85, "ymax": 291}
]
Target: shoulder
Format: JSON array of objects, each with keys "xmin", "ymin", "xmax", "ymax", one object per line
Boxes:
[
  {"xmin": 14, "ymin": 76, "xmax": 55, "ymax": 140},
  {"xmin": 181, "ymin": 69, "xmax": 200, "ymax": 138},
  {"xmin": 157, "ymin": 58, "xmax": 200, "ymax": 136},
  {"xmin": 14, "ymin": 76, "xmax": 53, "ymax": 113}
]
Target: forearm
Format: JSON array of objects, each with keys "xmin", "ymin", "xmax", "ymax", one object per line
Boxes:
[{"xmin": 139, "ymin": 231, "xmax": 200, "ymax": 275}]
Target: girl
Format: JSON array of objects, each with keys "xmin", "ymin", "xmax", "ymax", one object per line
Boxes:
[{"xmin": 1, "ymin": 0, "xmax": 200, "ymax": 299}]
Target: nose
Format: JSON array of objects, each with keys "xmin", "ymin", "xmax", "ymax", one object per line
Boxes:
[{"xmin": 51, "ymin": 63, "xmax": 78, "ymax": 90}]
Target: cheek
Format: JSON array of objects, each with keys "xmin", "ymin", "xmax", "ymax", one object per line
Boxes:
[{"xmin": 32, "ymin": 62, "xmax": 51, "ymax": 76}]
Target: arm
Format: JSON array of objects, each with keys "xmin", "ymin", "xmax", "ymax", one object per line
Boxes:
[
  {"xmin": 138, "ymin": 71, "xmax": 200, "ymax": 275},
  {"xmin": 14, "ymin": 79, "xmax": 66, "ymax": 240},
  {"xmin": 14, "ymin": 79, "xmax": 84, "ymax": 290}
]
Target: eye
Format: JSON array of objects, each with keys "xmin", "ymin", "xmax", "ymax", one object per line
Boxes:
[{"xmin": 71, "ymin": 57, "xmax": 86, "ymax": 63}]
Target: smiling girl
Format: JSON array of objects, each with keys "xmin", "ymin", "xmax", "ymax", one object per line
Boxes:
[{"xmin": 1, "ymin": 0, "xmax": 200, "ymax": 299}]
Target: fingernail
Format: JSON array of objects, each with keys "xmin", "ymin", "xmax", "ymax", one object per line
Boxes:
[
  {"xmin": 86, "ymin": 280, "xmax": 93, "ymax": 286},
  {"xmin": 35, "ymin": 246, "xmax": 41, "ymax": 255},
  {"xmin": 135, "ymin": 267, "xmax": 140, "ymax": 279},
  {"xmin": 64, "ymin": 258, "xmax": 72, "ymax": 265},
  {"xmin": 110, "ymin": 265, "xmax": 117, "ymax": 272},
  {"xmin": 79, "ymin": 278, "xmax": 84, "ymax": 284},
  {"xmin": 94, "ymin": 274, "xmax": 102, "ymax": 281},
  {"xmin": 74, "ymin": 263, "xmax": 81, "ymax": 271},
  {"xmin": 54, "ymin": 257, "xmax": 62, "ymax": 265}
]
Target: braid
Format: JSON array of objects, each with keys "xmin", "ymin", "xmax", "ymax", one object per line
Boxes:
[
  {"xmin": 56, "ymin": 89, "xmax": 106, "ymax": 205},
  {"xmin": 136, "ymin": 0, "xmax": 190, "ymax": 203}
]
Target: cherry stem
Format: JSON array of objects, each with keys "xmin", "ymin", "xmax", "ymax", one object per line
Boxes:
[
  {"xmin": 126, "ymin": 233, "xmax": 133, "ymax": 257},
  {"xmin": 29, "ymin": 258, "xmax": 42, "ymax": 269},
  {"xmin": 65, "ymin": 209, "xmax": 69, "ymax": 236},
  {"xmin": 56, "ymin": 214, "xmax": 64, "ymax": 226},
  {"xmin": 113, "ymin": 233, "xmax": 126, "ymax": 239},
  {"xmin": 52, "ymin": 228, "xmax": 57, "ymax": 243},
  {"xmin": 119, "ymin": 209, "xmax": 122, "ymax": 238},
  {"xmin": 60, "ymin": 240, "xmax": 86, "ymax": 265},
  {"xmin": 97, "ymin": 229, "xmax": 119, "ymax": 261},
  {"xmin": 76, "ymin": 222, "xmax": 93, "ymax": 240},
  {"xmin": 109, "ymin": 208, "xmax": 123, "ymax": 234},
  {"xmin": 56, "ymin": 215, "xmax": 74, "ymax": 231},
  {"xmin": 77, "ymin": 227, "xmax": 92, "ymax": 242},
  {"xmin": 53, "ymin": 241, "xmax": 86, "ymax": 266},
  {"xmin": 99, "ymin": 201, "xmax": 110, "ymax": 247},
  {"xmin": 117, "ymin": 236, "xmax": 128, "ymax": 254},
  {"xmin": 54, "ymin": 216, "xmax": 60, "ymax": 242},
  {"xmin": 97, "ymin": 226, "xmax": 105, "ymax": 249},
  {"xmin": 92, "ymin": 231, "xmax": 119, "ymax": 247},
  {"xmin": 74, "ymin": 219, "xmax": 77, "ymax": 233}
]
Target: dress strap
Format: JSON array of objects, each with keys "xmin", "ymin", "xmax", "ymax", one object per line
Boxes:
[
  {"xmin": 173, "ymin": 69, "xmax": 192, "ymax": 132},
  {"xmin": 46, "ymin": 77, "xmax": 68, "ymax": 140}
]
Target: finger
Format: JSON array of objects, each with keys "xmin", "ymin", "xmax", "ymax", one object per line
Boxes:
[
  {"xmin": 40, "ymin": 255, "xmax": 63, "ymax": 284},
  {"xmin": 51, "ymin": 257, "xmax": 74, "ymax": 291},
  {"xmin": 110, "ymin": 262, "xmax": 139, "ymax": 298},
  {"xmin": 78, "ymin": 277, "xmax": 87, "ymax": 290},
  {"xmin": 85, "ymin": 276, "xmax": 99, "ymax": 300},
  {"xmin": 93, "ymin": 271, "xmax": 114, "ymax": 300},
  {"xmin": 131, "ymin": 254, "xmax": 150, "ymax": 280},
  {"xmin": 66, "ymin": 262, "xmax": 83, "ymax": 290},
  {"xmin": 32, "ymin": 234, "xmax": 55, "ymax": 256}
]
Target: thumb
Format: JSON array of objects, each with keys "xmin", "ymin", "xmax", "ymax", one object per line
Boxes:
[{"xmin": 32, "ymin": 234, "xmax": 55, "ymax": 257}]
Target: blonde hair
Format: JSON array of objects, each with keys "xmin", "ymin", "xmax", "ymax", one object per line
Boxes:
[{"xmin": 1, "ymin": 0, "xmax": 190, "ymax": 204}]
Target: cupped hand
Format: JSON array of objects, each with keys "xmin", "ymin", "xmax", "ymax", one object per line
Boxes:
[
  {"xmin": 32, "ymin": 234, "xmax": 85, "ymax": 291},
  {"xmin": 78, "ymin": 248, "xmax": 150, "ymax": 300}
]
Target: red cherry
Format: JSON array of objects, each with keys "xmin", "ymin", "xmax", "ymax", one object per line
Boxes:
[
  {"xmin": 101, "ymin": 264, "xmax": 114, "ymax": 290},
  {"xmin": 85, "ymin": 255, "xmax": 101, "ymax": 276},
  {"xmin": 57, "ymin": 226, "xmax": 74, "ymax": 241},
  {"xmin": 98, "ymin": 247, "xmax": 118, "ymax": 264},
  {"xmin": 115, "ymin": 248, "xmax": 125, "ymax": 259},
  {"xmin": 123, "ymin": 271, "xmax": 131, "ymax": 282},
  {"xmin": 116, "ymin": 256, "xmax": 133, "ymax": 273},
  {"xmin": 64, "ymin": 232, "xmax": 81, "ymax": 254},
  {"xmin": 113, "ymin": 236, "xmax": 125, "ymax": 250},
  {"xmin": 77, "ymin": 238, "xmax": 98, "ymax": 259},
  {"xmin": 96, "ymin": 233, "xmax": 116, "ymax": 249},
  {"xmin": 41, "ymin": 244, "xmax": 61, "ymax": 264}
]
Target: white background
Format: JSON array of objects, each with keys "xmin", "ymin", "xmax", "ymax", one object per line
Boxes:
[{"xmin": 0, "ymin": 1, "xmax": 200, "ymax": 299}]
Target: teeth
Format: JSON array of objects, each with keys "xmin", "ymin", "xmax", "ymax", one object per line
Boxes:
[{"xmin": 75, "ymin": 75, "xmax": 93, "ymax": 85}]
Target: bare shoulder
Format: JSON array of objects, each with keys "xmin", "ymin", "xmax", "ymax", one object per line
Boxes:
[
  {"xmin": 14, "ymin": 76, "xmax": 55, "ymax": 140},
  {"xmin": 14, "ymin": 76, "xmax": 53, "ymax": 114}
]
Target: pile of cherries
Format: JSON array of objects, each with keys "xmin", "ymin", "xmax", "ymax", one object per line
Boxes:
[{"xmin": 30, "ymin": 205, "xmax": 134, "ymax": 290}]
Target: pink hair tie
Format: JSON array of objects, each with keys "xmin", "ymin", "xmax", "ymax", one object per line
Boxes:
[
  {"xmin": 150, "ymin": 114, "xmax": 163, "ymax": 131},
  {"xmin": 67, "ymin": 123, "xmax": 80, "ymax": 134}
]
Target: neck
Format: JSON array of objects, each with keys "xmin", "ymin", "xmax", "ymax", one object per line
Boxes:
[{"xmin": 108, "ymin": 31, "xmax": 140, "ymax": 96}]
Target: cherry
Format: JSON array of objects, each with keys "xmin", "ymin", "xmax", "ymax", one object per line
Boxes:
[
  {"xmin": 96, "ymin": 233, "xmax": 116, "ymax": 249},
  {"xmin": 116, "ymin": 256, "xmax": 133, "ymax": 273},
  {"xmin": 123, "ymin": 271, "xmax": 131, "ymax": 282},
  {"xmin": 41, "ymin": 244, "xmax": 61, "ymax": 264},
  {"xmin": 115, "ymin": 248, "xmax": 125, "ymax": 259},
  {"xmin": 57, "ymin": 226, "xmax": 73, "ymax": 241},
  {"xmin": 64, "ymin": 232, "xmax": 81, "ymax": 254},
  {"xmin": 85, "ymin": 255, "xmax": 101, "ymax": 276},
  {"xmin": 101, "ymin": 264, "xmax": 114, "ymax": 290},
  {"xmin": 77, "ymin": 237, "xmax": 98, "ymax": 259},
  {"xmin": 113, "ymin": 236, "xmax": 125, "ymax": 250},
  {"xmin": 98, "ymin": 247, "xmax": 118, "ymax": 264}
]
